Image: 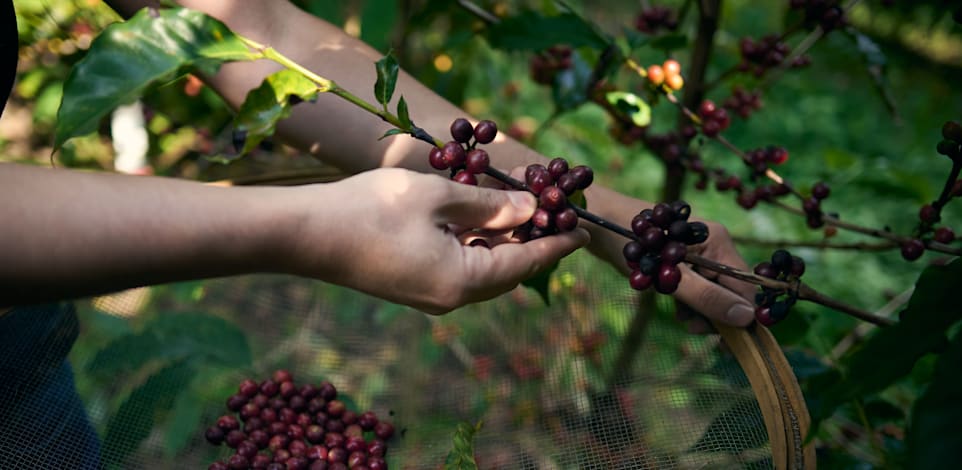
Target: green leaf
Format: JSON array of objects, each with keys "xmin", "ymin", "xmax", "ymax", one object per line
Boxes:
[
  {"xmin": 552, "ymin": 51, "xmax": 594, "ymax": 111},
  {"xmin": 522, "ymin": 259, "xmax": 560, "ymax": 306},
  {"xmin": 87, "ymin": 312, "xmax": 252, "ymax": 378},
  {"xmin": 649, "ymin": 33, "xmax": 689, "ymax": 52},
  {"xmin": 163, "ymin": 380, "xmax": 205, "ymax": 457},
  {"xmin": 233, "ymin": 69, "xmax": 320, "ymax": 154},
  {"xmin": 374, "ymin": 52, "xmax": 399, "ymax": 109},
  {"xmin": 907, "ymin": 331, "xmax": 962, "ymax": 468},
  {"xmin": 378, "ymin": 128, "xmax": 407, "ymax": 141},
  {"xmin": 692, "ymin": 398, "xmax": 768, "ymax": 453},
  {"xmin": 484, "ymin": 11, "xmax": 608, "ymax": 52},
  {"xmin": 807, "ymin": 260, "xmax": 962, "ymax": 430},
  {"xmin": 444, "ymin": 421, "xmax": 483, "ymax": 470},
  {"xmin": 55, "ymin": 7, "xmax": 255, "ymax": 150},
  {"xmin": 103, "ymin": 361, "xmax": 195, "ymax": 464},
  {"xmin": 605, "ymin": 91, "xmax": 651, "ymax": 127},
  {"xmin": 396, "ymin": 96, "xmax": 412, "ymax": 128}
]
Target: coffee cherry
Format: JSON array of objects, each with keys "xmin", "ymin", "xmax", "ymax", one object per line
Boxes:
[
  {"xmin": 539, "ymin": 186, "xmax": 567, "ymax": 212},
  {"xmin": 260, "ymin": 380, "xmax": 279, "ymax": 398},
  {"xmin": 663, "ymin": 59, "xmax": 681, "ymax": 77},
  {"xmin": 249, "ymin": 429, "xmax": 269, "ymax": 449},
  {"xmin": 670, "ymin": 200, "xmax": 691, "ymax": 220},
  {"xmin": 442, "ymin": 141, "xmax": 466, "ymax": 168},
  {"xmin": 667, "ymin": 220, "xmax": 692, "ymax": 242},
  {"xmin": 374, "ymin": 421, "xmax": 395, "ymax": 440},
  {"xmin": 770, "ymin": 249, "xmax": 792, "ymax": 271},
  {"xmin": 640, "ymin": 227, "xmax": 666, "ymax": 252},
  {"xmin": 655, "ymin": 264, "xmax": 682, "ymax": 294},
  {"xmin": 557, "ymin": 173, "xmax": 578, "ymax": 195},
  {"xmin": 272, "ymin": 449, "xmax": 291, "ymax": 463},
  {"xmin": 661, "ymin": 241, "xmax": 687, "ymax": 265},
  {"xmin": 251, "ymin": 454, "xmax": 272, "ymax": 469},
  {"xmin": 474, "ymin": 120, "xmax": 498, "ymax": 144},
  {"xmin": 623, "ymin": 241, "xmax": 644, "ymax": 262},
  {"xmin": 665, "ymin": 74, "xmax": 684, "ymax": 91},
  {"xmin": 919, "ymin": 204, "xmax": 939, "ymax": 224},
  {"xmin": 647, "ymin": 65, "xmax": 665, "ymax": 86},
  {"xmin": 754, "ymin": 262, "xmax": 777, "ymax": 279},
  {"xmin": 428, "ymin": 147, "xmax": 447, "ymax": 170},
  {"xmin": 239, "ymin": 379, "xmax": 260, "ymax": 398},
  {"xmin": 570, "ymin": 165, "xmax": 594, "ymax": 189},
  {"xmin": 702, "ymin": 120, "xmax": 721, "ymax": 137},
  {"xmin": 227, "ymin": 454, "xmax": 250, "ymax": 470},
  {"xmin": 755, "ymin": 306, "xmax": 775, "ymax": 327},
  {"xmin": 631, "ymin": 213, "xmax": 652, "ymax": 236},
  {"xmin": 686, "ymin": 221, "xmax": 710, "ymax": 244},
  {"xmin": 650, "ymin": 203, "xmax": 676, "ymax": 229},
  {"xmin": 629, "ymin": 271, "xmax": 654, "ymax": 291},
  {"xmin": 526, "ymin": 169, "xmax": 554, "ymax": 195},
  {"xmin": 934, "ymin": 227, "xmax": 956, "ymax": 244},
  {"xmin": 937, "ymin": 139, "xmax": 959, "ymax": 157},
  {"xmin": 206, "ymin": 426, "xmax": 226, "ymax": 445},
  {"xmin": 227, "ymin": 394, "xmax": 248, "ymax": 412},
  {"xmin": 556, "ymin": 208, "xmax": 579, "ymax": 232},
  {"xmin": 368, "ymin": 458, "xmax": 387, "ymax": 470},
  {"xmin": 698, "ymin": 100, "xmax": 717, "ymax": 118},
  {"xmin": 450, "ymin": 118, "xmax": 474, "ymax": 143},
  {"xmin": 218, "ymin": 415, "xmax": 241, "ymax": 432},
  {"xmin": 790, "ymin": 256, "xmax": 806, "ymax": 277},
  {"xmin": 901, "ymin": 239, "xmax": 925, "ymax": 261},
  {"xmin": 209, "ymin": 462, "xmax": 228, "ymax": 470},
  {"xmin": 236, "ymin": 440, "xmax": 259, "ymax": 459},
  {"xmin": 465, "ymin": 149, "xmax": 490, "ymax": 174},
  {"xmin": 811, "ymin": 182, "xmax": 830, "ymax": 200},
  {"xmin": 547, "ymin": 157, "xmax": 569, "ymax": 179},
  {"xmin": 942, "ymin": 121, "xmax": 962, "ymax": 143},
  {"xmin": 453, "ymin": 170, "xmax": 478, "ymax": 186},
  {"xmin": 531, "ymin": 208, "xmax": 553, "ymax": 229},
  {"xmin": 225, "ymin": 430, "xmax": 247, "ymax": 448}
]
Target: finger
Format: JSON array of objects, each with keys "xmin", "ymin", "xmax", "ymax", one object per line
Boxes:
[
  {"xmin": 673, "ymin": 264, "xmax": 755, "ymax": 327},
  {"xmin": 460, "ymin": 229, "xmax": 590, "ymax": 302},
  {"xmin": 435, "ymin": 183, "xmax": 537, "ymax": 231}
]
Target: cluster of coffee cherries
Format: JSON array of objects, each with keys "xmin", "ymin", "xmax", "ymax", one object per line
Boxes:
[
  {"xmin": 723, "ymin": 87, "xmax": 763, "ymax": 120},
  {"xmin": 205, "ymin": 370, "xmax": 394, "ymax": 470},
  {"xmin": 697, "ymin": 99, "xmax": 731, "ymax": 137},
  {"xmin": 513, "ymin": 157, "xmax": 594, "ymax": 241},
  {"xmin": 646, "ymin": 59, "xmax": 685, "ymax": 91},
  {"xmin": 789, "ymin": 0, "xmax": 847, "ymax": 31},
  {"xmin": 937, "ymin": 121, "xmax": 962, "ymax": 161},
  {"xmin": 753, "ymin": 249, "xmax": 805, "ymax": 326},
  {"xmin": 429, "ymin": 118, "xmax": 497, "ymax": 185},
  {"xmin": 529, "ymin": 45, "xmax": 573, "ymax": 85},
  {"xmin": 746, "ymin": 146, "xmax": 790, "ymax": 175},
  {"xmin": 634, "ymin": 5, "xmax": 678, "ymax": 34},
  {"xmin": 623, "ymin": 201, "xmax": 709, "ymax": 294},
  {"xmin": 801, "ymin": 181, "xmax": 832, "ymax": 229},
  {"xmin": 737, "ymin": 35, "xmax": 810, "ymax": 77}
]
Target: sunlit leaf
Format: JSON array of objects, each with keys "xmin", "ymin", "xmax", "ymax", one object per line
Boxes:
[
  {"xmin": 605, "ymin": 91, "xmax": 651, "ymax": 127},
  {"xmin": 233, "ymin": 69, "xmax": 320, "ymax": 154},
  {"xmin": 374, "ymin": 52, "xmax": 399, "ymax": 108},
  {"xmin": 55, "ymin": 7, "xmax": 255, "ymax": 150}
]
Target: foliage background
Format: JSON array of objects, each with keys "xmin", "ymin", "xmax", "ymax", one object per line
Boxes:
[{"xmin": 3, "ymin": 0, "xmax": 962, "ymax": 468}]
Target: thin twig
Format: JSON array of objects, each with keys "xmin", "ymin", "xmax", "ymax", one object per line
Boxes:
[{"xmin": 731, "ymin": 236, "xmax": 897, "ymax": 252}]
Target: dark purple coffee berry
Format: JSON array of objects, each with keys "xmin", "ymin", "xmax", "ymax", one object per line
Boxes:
[
  {"xmin": 218, "ymin": 415, "xmax": 241, "ymax": 432},
  {"xmin": 227, "ymin": 394, "xmax": 248, "ymax": 412},
  {"xmin": 736, "ymin": 191, "xmax": 758, "ymax": 210},
  {"xmin": 547, "ymin": 157, "xmax": 569, "ymax": 180},
  {"xmin": 943, "ymin": 121, "xmax": 962, "ymax": 143},
  {"xmin": 368, "ymin": 458, "xmax": 387, "ymax": 470},
  {"xmin": 790, "ymin": 256, "xmax": 806, "ymax": 277},
  {"xmin": 280, "ymin": 408, "xmax": 297, "ymax": 425},
  {"xmin": 686, "ymin": 221, "xmax": 710, "ymax": 244},
  {"xmin": 667, "ymin": 220, "xmax": 692, "ymax": 242},
  {"xmin": 251, "ymin": 454, "xmax": 272, "ymax": 469},
  {"xmin": 239, "ymin": 379, "xmax": 260, "ymax": 398},
  {"xmin": 474, "ymin": 120, "xmax": 498, "ymax": 144},
  {"xmin": 770, "ymin": 301, "xmax": 790, "ymax": 322},
  {"xmin": 755, "ymin": 306, "xmax": 775, "ymax": 326},
  {"xmin": 450, "ymin": 118, "xmax": 474, "ymax": 143},
  {"xmin": 252, "ymin": 393, "xmax": 269, "ymax": 409},
  {"xmin": 307, "ymin": 445, "xmax": 328, "ymax": 461},
  {"xmin": 288, "ymin": 439, "xmax": 308, "ymax": 457},
  {"xmin": 357, "ymin": 411, "xmax": 378, "ymax": 431},
  {"xmin": 227, "ymin": 454, "xmax": 250, "ymax": 470},
  {"xmin": 368, "ymin": 439, "xmax": 387, "ymax": 457},
  {"xmin": 267, "ymin": 462, "xmax": 286, "ymax": 470},
  {"xmin": 318, "ymin": 382, "xmax": 337, "ymax": 401},
  {"xmin": 209, "ymin": 462, "xmax": 228, "ymax": 470},
  {"xmin": 348, "ymin": 452, "xmax": 367, "ymax": 468},
  {"xmin": 919, "ymin": 204, "xmax": 939, "ymax": 224},
  {"xmin": 465, "ymin": 149, "xmax": 490, "ymax": 174},
  {"xmin": 650, "ymin": 203, "xmax": 676, "ymax": 229},
  {"xmin": 670, "ymin": 200, "xmax": 691, "ymax": 220},
  {"xmin": 328, "ymin": 447, "xmax": 348, "ymax": 464},
  {"xmin": 623, "ymin": 241, "xmax": 644, "ymax": 262},
  {"xmin": 268, "ymin": 421, "xmax": 287, "ymax": 436},
  {"xmin": 539, "ymin": 186, "xmax": 566, "ymax": 212},
  {"xmin": 325, "ymin": 431, "xmax": 346, "ymax": 449},
  {"xmin": 901, "ymin": 239, "xmax": 925, "ymax": 261},
  {"xmin": 525, "ymin": 164, "xmax": 546, "ymax": 183},
  {"xmin": 453, "ymin": 170, "xmax": 478, "ymax": 186},
  {"xmin": 640, "ymin": 227, "xmax": 666, "ymax": 252},
  {"xmin": 702, "ymin": 119, "xmax": 721, "ymax": 137},
  {"xmin": 287, "ymin": 424, "xmax": 305, "ymax": 441},
  {"xmin": 272, "ymin": 370, "xmax": 293, "ymax": 384},
  {"xmin": 754, "ymin": 262, "xmax": 777, "ymax": 279},
  {"xmin": 268, "ymin": 434, "xmax": 289, "ymax": 452},
  {"xmin": 344, "ymin": 424, "xmax": 363, "ymax": 438},
  {"xmin": 557, "ymin": 173, "xmax": 578, "ymax": 195},
  {"xmin": 269, "ymin": 397, "xmax": 286, "ymax": 411},
  {"xmin": 570, "ymin": 165, "xmax": 594, "ymax": 189},
  {"xmin": 325, "ymin": 418, "xmax": 346, "ymax": 433},
  {"xmin": 770, "ymin": 249, "xmax": 792, "ymax": 271},
  {"xmin": 442, "ymin": 141, "xmax": 466, "ymax": 168},
  {"xmin": 374, "ymin": 421, "xmax": 395, "ymax": 440},
  {"xmin": 526, "ymin": 170, "xmax": 554, "ymax": 195},
  {"xmin": 428, "ymin": 147, "xmax": 447, "ymax": 170},
  {"xmin": 661, "ymin": 241, "xmax": 687, "ymax": 265},
  {"xmin": 290, "ymin": 395, "xmax": 307, "ymax": 413},
  {"xmin": 286, "ymin": 457, "xmax": 309, "ymax": 470},
  {"xmin": 236, "ymin": 440, "xmax": 258, "ymax": 459},
  {"xmin": 225, "ymin": 430, "xmax": 247, "ymax": 449},
  {"xmin": 937, "ymin": 139, "xmax": 959, "ymax": 157},
  {"xmin": 638, "ymin": 254, "xmax": 659, "ymax": 275},
  {"xmin": 272, "ymin": 449, "xmax": 291, "ymax": 463},
  {"xmin": 531, "ymin": 208, "xmax": 553, "ymax": 229},
  {"xmin": 934, "ymin": 227, "xmax": 956, "ymax": 244},
  {"xmin": 260, "ymin": 380, "xmax": 279, "ymax": 398},
  {"xmin": 241, "ymin": 402, "xmax": 260, "ymax": 421},
  {"xmin": 556, "ymin": 208, "xmax": 579, "ymax": 232},
  {"xmin": 249, "ymin": 429, "xmax": 269, "ymax": 449},
  {"xmin": 655, "ymin": 264, "xmax": 682, "ymax": 294},
  {"xmin": 206, "ymin": 426, "xmax": 226, "ymax": 445},
  {"xmin": 244, "ymin": 417, "xmax": 265, "ymax": 433},
  {"xmin": 631, "ymin": 213, "xmax": 653, "ymax": 236},
  {"xmin": 812, "ymin": 182, "xmax": 830, "ymax": 200}
]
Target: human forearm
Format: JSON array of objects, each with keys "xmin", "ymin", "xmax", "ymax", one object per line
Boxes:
[{"xmin": 0, "ymin": 163, "xmax": 298, "ymax": 305}]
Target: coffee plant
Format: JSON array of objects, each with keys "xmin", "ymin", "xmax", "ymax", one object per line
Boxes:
[{"xmin": 28, "ymin": 0, "xmax": 962, "ymax": 467}]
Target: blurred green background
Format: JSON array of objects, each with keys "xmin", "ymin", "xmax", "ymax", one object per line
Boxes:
[{"xmin": 4, "ymin": 0, "xmax": 962, "ymax": 468}]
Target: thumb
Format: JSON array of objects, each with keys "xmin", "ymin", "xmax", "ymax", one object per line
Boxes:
[
  {"xmin": 673, "ymin": 265, "xmax": 756, "ymax": 327},
  {"xmin": 435, "ymin": 183, "xmax": 537, "ymax": 230}
]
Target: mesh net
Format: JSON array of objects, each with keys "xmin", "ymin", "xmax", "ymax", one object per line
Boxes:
[{"xmin": 0, "ymin": 250, "xmax": 774, "ymax": 469}]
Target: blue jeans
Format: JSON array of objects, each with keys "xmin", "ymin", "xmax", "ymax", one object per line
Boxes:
[{"xmin": 0, "ymin": 304, "xmax": 101, "ymax": 468}]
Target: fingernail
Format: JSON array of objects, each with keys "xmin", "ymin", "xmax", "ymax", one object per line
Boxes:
[
  {"xmin": 508, "ymin": 191, "xmax": 536, "ymax": 212},
  {"xmin": 726, "ymin": 303, "xmax": 755, "ymax": 326}
]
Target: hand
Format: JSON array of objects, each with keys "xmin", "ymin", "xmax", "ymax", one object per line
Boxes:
[{"xmin": 282, "ymin": 168, "xmax": 590, "ymax": 314}]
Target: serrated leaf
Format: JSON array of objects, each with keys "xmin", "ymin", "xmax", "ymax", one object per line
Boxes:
[
  {"xmin": 374, "ymin": 53, "xmax": 399, "ymax": 108},
  {"xmin": 87, "ymin": 312, "xmax": 252, "ymax": 378},
  {"xmin": 807, "ymin": 260, "xmax": 962, "ymax": 430},
  {"xmin": 444, "ymin": 421, "xmax": 482, "ymax": 470},
  {"xmin": 907, "ymin": 331, "xmax": 962, "ymax": 468},
  {"xmin": 55, "ymin": 7, "xmax": 255, "ymax": 150},
  {"xmin": 102, "ymin": 361, "xmax": 195, "ymax": 464},
  {"xmin": 605, "ymin": 91, "xmax": 651, "ymax": 127},
  {"xmin": 485, "ymin": 11, "xmax": 608, "ymax": 52},
  {"xmin": 378, "ymin": 128, "xmax": 407, "ymax": 140},
  {"xmin": 233, "ymin": 69, "xmax": 320, "ymax": 154},
  {"xmin": 522, "ymin": 259, "xmax": 560, "ymax": 306},
  {"xmin": 397, "ymin": 96, "xmax": 412, "ymax": 128}
]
